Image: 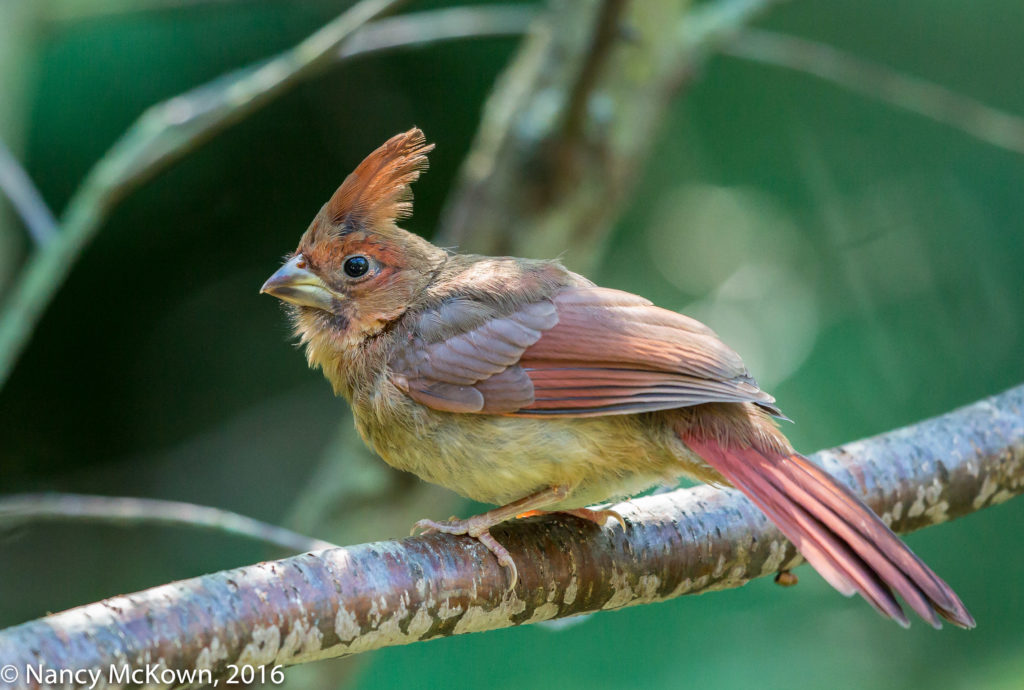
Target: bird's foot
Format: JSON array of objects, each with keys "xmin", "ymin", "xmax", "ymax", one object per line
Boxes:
[
  {"xmin": 410, "ymin": 485, "xmax": 575, "ymax": 591},
  {"xmin": 412, "ymin": 517, "xmax": 519, "ymax": 589}
]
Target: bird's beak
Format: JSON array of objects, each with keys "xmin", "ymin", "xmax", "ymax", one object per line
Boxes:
[{"xmin": 260, "ymin": 254, "xmax": 340, "ymax": 312}]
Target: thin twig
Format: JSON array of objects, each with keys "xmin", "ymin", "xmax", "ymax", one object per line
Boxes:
[
  {"xmin": 1, "ymin": 384, "xmax": 1021, "ymax": 685},
  {"xmin": 0, "ymin": 0, "xmax": 407, "ymax": 391},
  {"xmin": 41, "ymin": 0, "xmax": 258, "ymax": 22},
  {"xmin": 0, "ymin": 493, "xmax": 335, "ymax": 553},
  {"xmin": 725, "ymin": 28, "xmax": 1024, "ymax": 155},
  {"xmin": 42, "ymin": 0, "xmax": 261, "ymax": 23},
  {"xmin": 338, "ymin": 5, "xmax": 536, "ymax": 60},
  {"xmin": 0, "ymin": 138, "xmax": 57, "ymax": 246}
]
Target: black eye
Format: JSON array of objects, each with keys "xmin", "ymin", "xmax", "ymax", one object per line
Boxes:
[{"xmin": 343, "ymin": 255, "xmax": 369, "ymax": 278}]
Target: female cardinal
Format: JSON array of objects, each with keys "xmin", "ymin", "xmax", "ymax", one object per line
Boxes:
[{"xmin": 261, "ymin": 128, "xmax": 973, "ymax": 629}]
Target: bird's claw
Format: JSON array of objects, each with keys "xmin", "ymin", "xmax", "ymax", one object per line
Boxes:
[
  {"xmin": 411, "ymin": 516, "xmax": 459, "ymax": 536},
  {"xmin": 410, "ymin": 517, "xmax": 519, "ymax": 589},
  {"xmin": 475, "ymin": 531, "xmax": 519, "ymax": 590}
]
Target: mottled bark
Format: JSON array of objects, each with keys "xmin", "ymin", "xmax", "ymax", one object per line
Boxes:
[{"xmin": 2, "ymin": 385, "xmax": 1021, "ymax": 689}]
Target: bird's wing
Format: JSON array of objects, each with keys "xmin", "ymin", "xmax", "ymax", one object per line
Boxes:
[{"xmin": 389, "ymin": 286, "xmax": 780, "ymax": 416}]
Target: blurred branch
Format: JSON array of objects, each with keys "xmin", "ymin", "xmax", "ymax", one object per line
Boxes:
[
  {"xmin": 41, "ymin": 0, "xmax": 278, "ymax": 22},
  {"xmin": 0, "ymin": 493, "xmax": 335, "ymax": 553},
  {"xmin": 0, "ymin": 138, "xmax": 57, "ymax": 246},
  {"xmin": 3, "ymin": 384, "xmax": 1022, "ymax": 684},
  {"xmin": 725, "ymin": 28, "xmax": 1024, "ymax": 156},
  {"xmin": 285, "ymin": 418, "xmax": 454, "ymax": 546},
  {"xmin": 339, "ymin": 5, "xmax": 535, "ymax": 59},
  {"xmin": 437, "ymin": 0, "xmax": 782, "ymax": 268},
  {"xmin": 0, "ymin": 0, "xmax": 406, "ymax": 391},
  {"xmin": 559, "ymin": 0, "xmax": 629, "ymax": 148}
]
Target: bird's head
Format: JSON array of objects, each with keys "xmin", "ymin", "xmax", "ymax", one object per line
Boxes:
[{"xmin": 262, "ymin": 128, "xmax": 446, "ymax": 370}]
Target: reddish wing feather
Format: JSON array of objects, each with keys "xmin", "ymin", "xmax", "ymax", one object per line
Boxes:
[
  {"xmin": 512, "ymin": 287, "xmax": 778, "ymax": 416},
  {"xmin": 391, "ymin": 286, "xmax": 778, "ymax": 416},
  {"xmin": 391, "ymin": 300, "xmax": 557, "ymax": 413},
  {"xmin": 523, "ymin": 288, "xmax": 751, "ymax": 381}
]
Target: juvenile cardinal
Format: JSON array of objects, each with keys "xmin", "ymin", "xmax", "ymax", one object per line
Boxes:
[{"xmin": 262, "ymin": 128, "xmax": 973, "ymax": 628}]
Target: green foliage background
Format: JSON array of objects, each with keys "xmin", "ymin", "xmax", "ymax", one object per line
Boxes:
[{"xmin": 1, "ymin": 1, "xmax": 1023, "ymax": 688}]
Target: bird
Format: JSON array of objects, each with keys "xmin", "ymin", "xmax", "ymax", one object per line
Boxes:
[{"xmin": 261, "ymin": 127, "xmax": 974, "ymax": 629}]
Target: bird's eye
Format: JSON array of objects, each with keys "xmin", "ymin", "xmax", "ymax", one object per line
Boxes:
[{"xmin": 343, "ymin": 255, "xmax": 370, "ymax": 278}]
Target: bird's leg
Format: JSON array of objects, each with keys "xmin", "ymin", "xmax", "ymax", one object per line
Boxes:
[{"xmin": 412, "ymin": 485, "xmax": 570, "ymax": 589}]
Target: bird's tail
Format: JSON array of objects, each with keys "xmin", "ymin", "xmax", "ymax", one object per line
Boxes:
[{"xmin": 681, "ymin": 433, "xmax": 974, "ymax": 629}]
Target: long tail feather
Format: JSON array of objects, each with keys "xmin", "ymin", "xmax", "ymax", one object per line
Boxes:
[{"xmin": 682, "ymin": 434, "xmax": 975, "ymax": 629}]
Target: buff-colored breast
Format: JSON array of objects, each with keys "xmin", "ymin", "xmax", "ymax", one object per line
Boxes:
[{"xmin": 350, "ymin": 375, "xmax": 718, "ymax": 508}]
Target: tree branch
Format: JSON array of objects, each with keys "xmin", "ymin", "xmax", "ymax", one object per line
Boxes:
[
  {"xmin": 0, "ymin": 493, "xmax": 335, "ymax": 553},
  {"xmin": 337, "ymin": 5, "xmax": 535, "ymax": 61},
  {"xmin": 1, "ymin": 385, "xmax": 1021, "ymax": 686},
  {"xmin": 0, "ymin": 138, "xmax": 57, "ymax": 246},
  {"xmin": 724, "ymin": 28, "xmax": 1024, "ymax": 156}
]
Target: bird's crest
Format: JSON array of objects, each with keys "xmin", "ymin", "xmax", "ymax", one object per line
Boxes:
[{"xmin": 323, "ymin": 127, "xmax": 434, "ymax": 233}]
